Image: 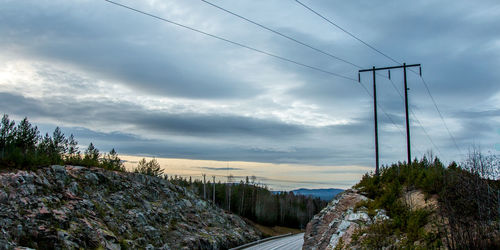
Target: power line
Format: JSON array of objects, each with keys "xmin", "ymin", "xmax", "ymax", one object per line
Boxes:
[
  {"xmin": 104, "ymin": 0, "xmax": 356, "ymax": 82},
  {"xmin": 359, "ymin": 79, "xmax": 405, "ymax": 137},
  {"xmin": 201, "ymin": 0, "xmax": 398, "ymax": 94},
  {"xmin": 359, "ymin": 78, "xmax": 424, "ymax": 159},
  {"xmin": 409, "ymin": 106, "xmax": 443, "ymax": 157},
  {"xmin": 388, "ymin": 77, "xmax": 443, "ymax": 156},
  {"xmin": 370, "ymin": 69, "xmax": 443, "ymax": 157},
  {"xmin": 294, "ymin": 0, "xmax": 401, "ymax": 65},
  {"xmin": 387, "ymin": 76, "xmax": 404, "ymax": 100},
  {"xmin": 201, "ymin": 0, "xmax": 363, "ymax": 69},
  {"xmin": 201, "ymin": 0, "xmax": 428, "ymax": 158},
  {"xmin": 106, "ymin": 0, "xmax": 429, "ymax": 163},
  {"xmin": 419, "ymin": 76, "xmax": 462, "ymax": 154},
  {"xmin": 295, "ymin": 0, "xmax": 462, "ymax": 156},
  {"xmin": 202, "ymin": 0, "xmax": 432, "ymax": 162}
]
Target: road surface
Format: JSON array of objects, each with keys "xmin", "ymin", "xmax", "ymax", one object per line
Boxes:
[{"xmin": 244, "ymin": 233, "xmax": 304, "ymax": 250}]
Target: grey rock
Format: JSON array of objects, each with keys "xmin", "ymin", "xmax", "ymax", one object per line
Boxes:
[
  {"xmin": 57, "ymin": 229, "xmax": 69, "ymax": 241},
  {"xmin": 51, "ymin": 165, "xmax": 66, "ymax": 173},
  {"xmin": 159, "ymin": 243, "xmax": 170, "ymax": 250},
  {"xmin": 0, "ymin": 190, "xmax": 7, "ymax": 203},
  {"xmin": 34, "ymin": 175, "xmax": 50, "ymax": 186},
  {"xmin": 144, "ymin": 226, "xmax": 159, "ymax": 240},
  {"xmin": 67, "ymin": 182, "xmax": 79, "ymax": 194},
  {"xmin": 183, "ymin": 199, "xmax": 192, "ymax": 208},
  {"xmin": 0, "ymin": 165, "xmax": 261, "ymax": 249},
  {"xmin": 84, "ymin": 173, "xmax": 99, "ymax": 185},
  {"xmin": 15, "ymin": 224, "xmax": 23, "ymax": 237},
  {"xmin": 135, "ymin": 212, "xmax": 147, "ymax": 226}
]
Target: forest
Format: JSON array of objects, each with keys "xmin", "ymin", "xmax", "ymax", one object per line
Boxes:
[{"xmin": 169, "ymin": 175, "xmax": 327, "ymax": 229}]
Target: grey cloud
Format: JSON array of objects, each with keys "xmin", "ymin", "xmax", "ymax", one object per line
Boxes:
[
  {"xmin": 1, "ymin": 0, "xmax": 499, "ymax": 169},
  {"xmin": 456, "ymin": 109, "xmax": 500, "ymax": 119},
  {"xmin": 0, "ymin": 91, "xmax": 381, "ymax": 165},
  {"xmin": 294, "ymin": 0, "xmax": 500, "ymax": 104},
  {"xmin": 0, "ymin": 0, "xmax": 261, "ymax": 99},
  {"xmin": 127, "ymin": 113, "xmax": 306, "ymax": 138},
  {"xmin": 0, "ymin": 92, "xmax": 305, "ymax": 139}
]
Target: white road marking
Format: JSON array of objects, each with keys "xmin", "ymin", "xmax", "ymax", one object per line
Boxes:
[{"xmin": 244, "ymin": 233, "xmax": 304, "ymax": 250}]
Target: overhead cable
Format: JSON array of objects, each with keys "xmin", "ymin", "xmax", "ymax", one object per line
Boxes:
[{"xmin": 104, "ymin": 0, "xmax": 356, "ymax": 81}]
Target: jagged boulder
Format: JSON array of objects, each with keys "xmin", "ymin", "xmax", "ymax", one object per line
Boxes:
[
  {"xmin": 0, "ymin": 165, "xmax": 261, "ymax": 249},
  {"xmin": 303, "ymin": 189, "xmax": 388, "ymax": 250}
]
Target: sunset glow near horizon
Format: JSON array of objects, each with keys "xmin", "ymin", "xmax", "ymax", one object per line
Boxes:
[{"xmin": 121, "ymin": 155, "xmax": 370, "ymax": 191}]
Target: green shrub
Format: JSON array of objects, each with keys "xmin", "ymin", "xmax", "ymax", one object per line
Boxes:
[{"xmin": 354, "ymin": 155, "xmax": 499, "ymax": 249}]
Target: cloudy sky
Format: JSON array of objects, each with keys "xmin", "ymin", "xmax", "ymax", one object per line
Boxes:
[{"xmin": 1, "ymin": 0, "xmax": 499, "ymax": 187}]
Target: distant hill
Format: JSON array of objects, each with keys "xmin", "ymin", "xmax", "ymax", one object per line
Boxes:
[{"xmin": 289, "ymin": 188, "xmax": 344, "ymax": 201}]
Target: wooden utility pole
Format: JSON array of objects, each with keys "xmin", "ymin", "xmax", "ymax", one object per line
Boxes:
[
  {"xmin": 359, "ymin": 63, "xmax": 421, "ymax": 172},
  {"xmin": 403, "ymin": 64, "xmax": 412, "ymax": 165},
  {"xmin": 227, "ymin": 174, "xmax": 233, "ymax": 211},
  {"xmin": 202, "ymin": 174, "xmax": 206, "ymax": 200},
  {"xmin": 372, "ymin": 67, "xmax": 380, "ymax": 173},
  {"xmin": 212, "ymin": 176, "xmax": 216, "ymax": 203}
]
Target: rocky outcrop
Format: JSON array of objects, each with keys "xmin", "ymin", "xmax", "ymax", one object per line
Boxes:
[
  {"xmin": 303, "ymin": 189, "xmax": 388, "ymax": 250},
  {"xmin": 402, "ymin": 189, "xmax": 438, "ymax": 211},
  {"xmin": 0, "ymin": 165, "xmax": 261, "ymax": 249}
]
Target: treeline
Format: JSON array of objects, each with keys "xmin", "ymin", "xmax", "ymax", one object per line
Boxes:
[
  {"xmin": 170, "ymin": 176, "xmax": 327, "ymax": 229},
  {"xmin": 1, "ymin": 114, "xmax": 326, "ymax": 229},
  {"xmin": 355, "ymin": 153, "xmax": 500, "ymax": 249},
  {"xmin": 0, "ymin": 114, "xmax": 123, "ymax": 171}
]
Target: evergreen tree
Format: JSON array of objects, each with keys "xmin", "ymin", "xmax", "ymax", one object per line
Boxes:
[
  {"xmin": 102, "ymin": 148, "xmax": 124, "ymax": 171},
  {"xmin": 83, "ymin": 143, "xmax": 100, "ymax": 166},
  {"xmin": 0, "ymin": 114, "xmax": 15, "ymax": 159},
  {"xmin": 52, "ymin": 127, "xmax": 67, "ymax": 156},
  {"xmin": 14, "ymin": 117, "xmax": 39, "ymax": 155},
  {"xmin": 67, "ymin": 134, "xmax": 78, "ymax": 155},
  {"xmin": 36, "ymin": 133, "xmax": 53, "ymax": 165},
  {"xmin": 135, "ymin": 158, "xmax": 163, "ymax": 177}
]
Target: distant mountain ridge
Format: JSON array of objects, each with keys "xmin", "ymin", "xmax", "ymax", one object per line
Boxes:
[{"xmin": 289, "ymin": 188, "xmax": 344, "ymax": 201}]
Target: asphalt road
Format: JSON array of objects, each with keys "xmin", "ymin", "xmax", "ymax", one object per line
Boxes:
[{"xmin": 244, "ymin": 233, "xmax": 304, "ymax": 250}]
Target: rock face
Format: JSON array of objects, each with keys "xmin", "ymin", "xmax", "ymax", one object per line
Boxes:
[
  {"xmin": 0, "ymin": 165, "xmax": 261, "ymax": 249},
  {"xmin": 303, "ymin": 189, "xmax": 387, "ymax": 250}
]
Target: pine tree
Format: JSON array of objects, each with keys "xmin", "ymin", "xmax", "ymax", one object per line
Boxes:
[
  {"xmin": 0, "ymin": 114, "xmax": 15, "ymax": 159},
  {"xmin": 84, "ymin": 143, "xmax": 100, "ymax": 166},
  {"xmin": 38, "ymin": 133, "xmax": 52, "ymax": 153},
  {"xmin": 135, "ymin": 157, "xmax": 163, "ymax": 177},
  {"xmin": 67, "ymin": 134, "xmax": 78, "ymax": 155},
  {"xmin": 14, "ymin": 117, "xmax": 39, "ymax": 155},
  {"xmin": 102, "ymin": 148, "xmax": 124, "ymax": 171},
  {"xmin": 52, "ymin": 127, "xmax": 67, "ymax": 155}
]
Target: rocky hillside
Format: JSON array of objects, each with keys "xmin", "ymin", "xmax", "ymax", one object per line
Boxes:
[
  {"xmin": 303, "ymin": 189, "xmax": 389, "ymax": 249},
  {"xmin": 0, "ymin": 165, "xmax": 261, "ymax": 249},
  {"xmin": 303, "ymin": 189, "xmax": 443, "ymax": 249},
  {"xmin": 305, "ymin": 158, "xmax": 500, "ymax": 249}
]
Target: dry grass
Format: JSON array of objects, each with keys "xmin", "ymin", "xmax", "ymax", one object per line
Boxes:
[{"xmin": 252, "ymin": 223, "xmax": 303, "ymax": 237}]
